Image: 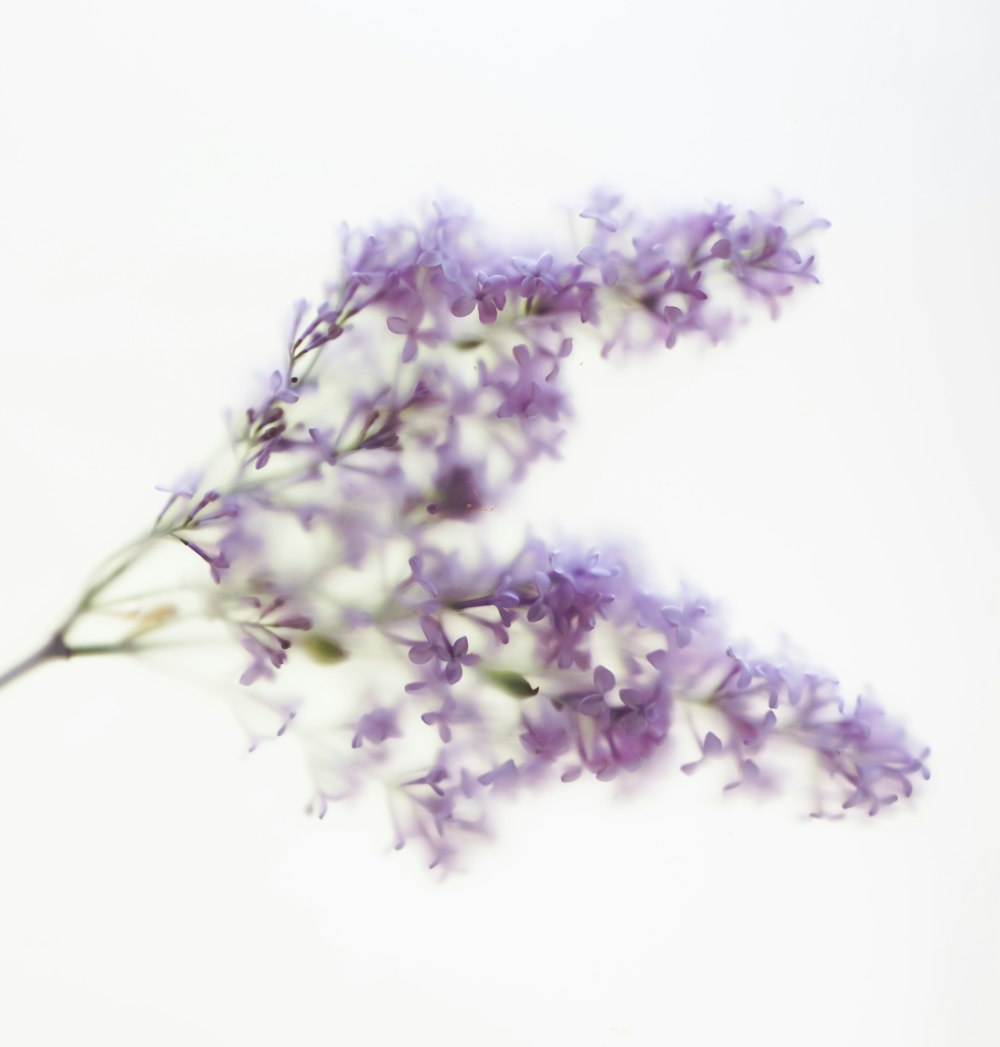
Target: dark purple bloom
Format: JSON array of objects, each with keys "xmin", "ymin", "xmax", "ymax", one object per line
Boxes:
[{"xmin": 426, "ymin": 464, "xmax": 484, "ymax": 519}]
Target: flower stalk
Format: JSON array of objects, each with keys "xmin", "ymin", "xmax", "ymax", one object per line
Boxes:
[{"xmin": 0, "ymin": 634, "xmax": 72, "ymax": 691}]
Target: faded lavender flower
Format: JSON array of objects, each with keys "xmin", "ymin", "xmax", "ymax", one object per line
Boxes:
[{"xmin": 0, "ymin": 193, "xmax": 929, "ymax": 870}]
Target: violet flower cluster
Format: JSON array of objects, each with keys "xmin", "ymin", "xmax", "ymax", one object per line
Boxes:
[{"xmin": 0, "ymin": 194, "xmax": 930, "ymax": 869}]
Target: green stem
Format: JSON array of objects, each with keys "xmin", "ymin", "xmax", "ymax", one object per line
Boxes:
[
  {"xmin": 0, "ymin": 633, "xmax": 72, "ymax": 692},
  {"xmin": 0, "ymin": 633, "xmax": 175, "ymax": 694},
  {"xmin": 68, "ymin": 538, "xmax": 158, "ymax": 621},
  {"xmin": 0, "ymin": 537, "xmax": 169, "ymax": 694}
]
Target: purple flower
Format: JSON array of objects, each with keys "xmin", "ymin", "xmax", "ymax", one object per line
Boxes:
[
  {"xmin": 477, "ymin": 759, "xmax": 519, "ymax": 790},
  {"xmin": 558, "ymin": 665, "xmax": 616, "ymax": 719},
  {"xmin": 239, "ymin": 634, "xmax": 284, "ymax": 686},
  {"xmin": 418, "ymin": 694, "xmax": 474, "ymax": 743},
  {"xmin": 451, "ymin": 272, "xmax": 508, "ymax": 324},
  {"xmin": 352, "ymin": 708, "xmax": 402, "ymax": 749},
  {"xmin": 408, "ymin": 616, "xmax": 479, "ymax": 685},
  {"xmin": 386, "ymin": 305, "xmax": 440, "ymax": 363},
  {"xmin": 661, "ymin": 601, "xmax": 709, "ymax": 647},
  {"xmin": 512, "ymin": 252, "xmax": 558, "ymax": 299},
  {"xmin": 618, "ymin": 679, "xmax": 669, "ymax": 736},
  {"xmin": 175, "ymin": 537, "xmax": 230, "ymax": 583},
  {"xmin": 680, "ymin": 731, "xmax": 725, "ymax": 775},
  {"xmin": 268, "ymin": 368, "xmax": 299, "ymax": 405},
  {"xmin": 492, "ymin": 342, "xmax": 570, "ymax": 423},
  {"xmin": 525, "ymin": 551, "xmax": 617, "ymax": 669},
  {"xmin": 577, "ymin": 243, "xmax": 622, "ymax": 286},
  {"xmin": 519, "ymin": 715, "xmax": 571, "ymax": 762},
  {"xmin": 414, "ymin": 200, "xmax": 469, "ymax": 283},
  {"xmin": 579, "ymin": 191, "xmax": 623, "ymax": 232}
]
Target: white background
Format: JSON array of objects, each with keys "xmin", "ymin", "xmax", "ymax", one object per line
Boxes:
[{"xmin": 1, "ymin": 1, "xmax": 998, "ymax": 1044}]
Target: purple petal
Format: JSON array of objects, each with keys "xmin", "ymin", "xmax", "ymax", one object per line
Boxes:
[
  {"xmin": 593, "ymin": 665, "xmax": 616, "ymax": 693},
  {"xmin": 578, "ymin": 245, "xmax": 602, "ymax": 266},
  {"xmin": 703, "ymin": 731, "xmax": 723, "ymax": 754},
  {"xmin": 577, "ymin": 694, "xmax": 606, "ymax": 718},
  {"xmin": 621, "ymin": 711, "xmax": 646, "ymax": 736},
  {"xmin": 647, "ymin": 649, "xmax": 670, "ymax": 672}
]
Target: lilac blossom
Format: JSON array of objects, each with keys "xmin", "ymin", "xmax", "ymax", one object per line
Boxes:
[
  {"xmin": 450, "ymin": 271, "xmax": 508, "ymax": 324},
  {"xmin": 0, "ymin": 192, "xmax": 928, "ymax": 874},
  {"xmin": 386, "ymin": 304, "xmax": 441, "ymax": 363},
  {"xmin": 512, "ymin": 252, "xmax": 558, "ymax": 299},
  {"xmin": 352, "ymin": 709, "xmax": 402, "ymax": 750}
]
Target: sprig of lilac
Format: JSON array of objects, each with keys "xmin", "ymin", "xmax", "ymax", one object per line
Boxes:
[{"xmin": 0, "ymin": 193, "xmax": 929, "ymax": 871}]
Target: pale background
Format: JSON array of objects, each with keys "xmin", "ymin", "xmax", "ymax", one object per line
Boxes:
[{"xmin": 1, "ymin": 1, "xmax": 998, "ymax": 1044}]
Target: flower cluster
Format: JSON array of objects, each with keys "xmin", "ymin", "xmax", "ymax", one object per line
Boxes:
[
  {"xmin": 1, "ymin": 193, "xmax": 930, "ymax": 870},
  {"xmin": 299, "ymin": 541, "xmax": 929, "ymax": 868}
]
